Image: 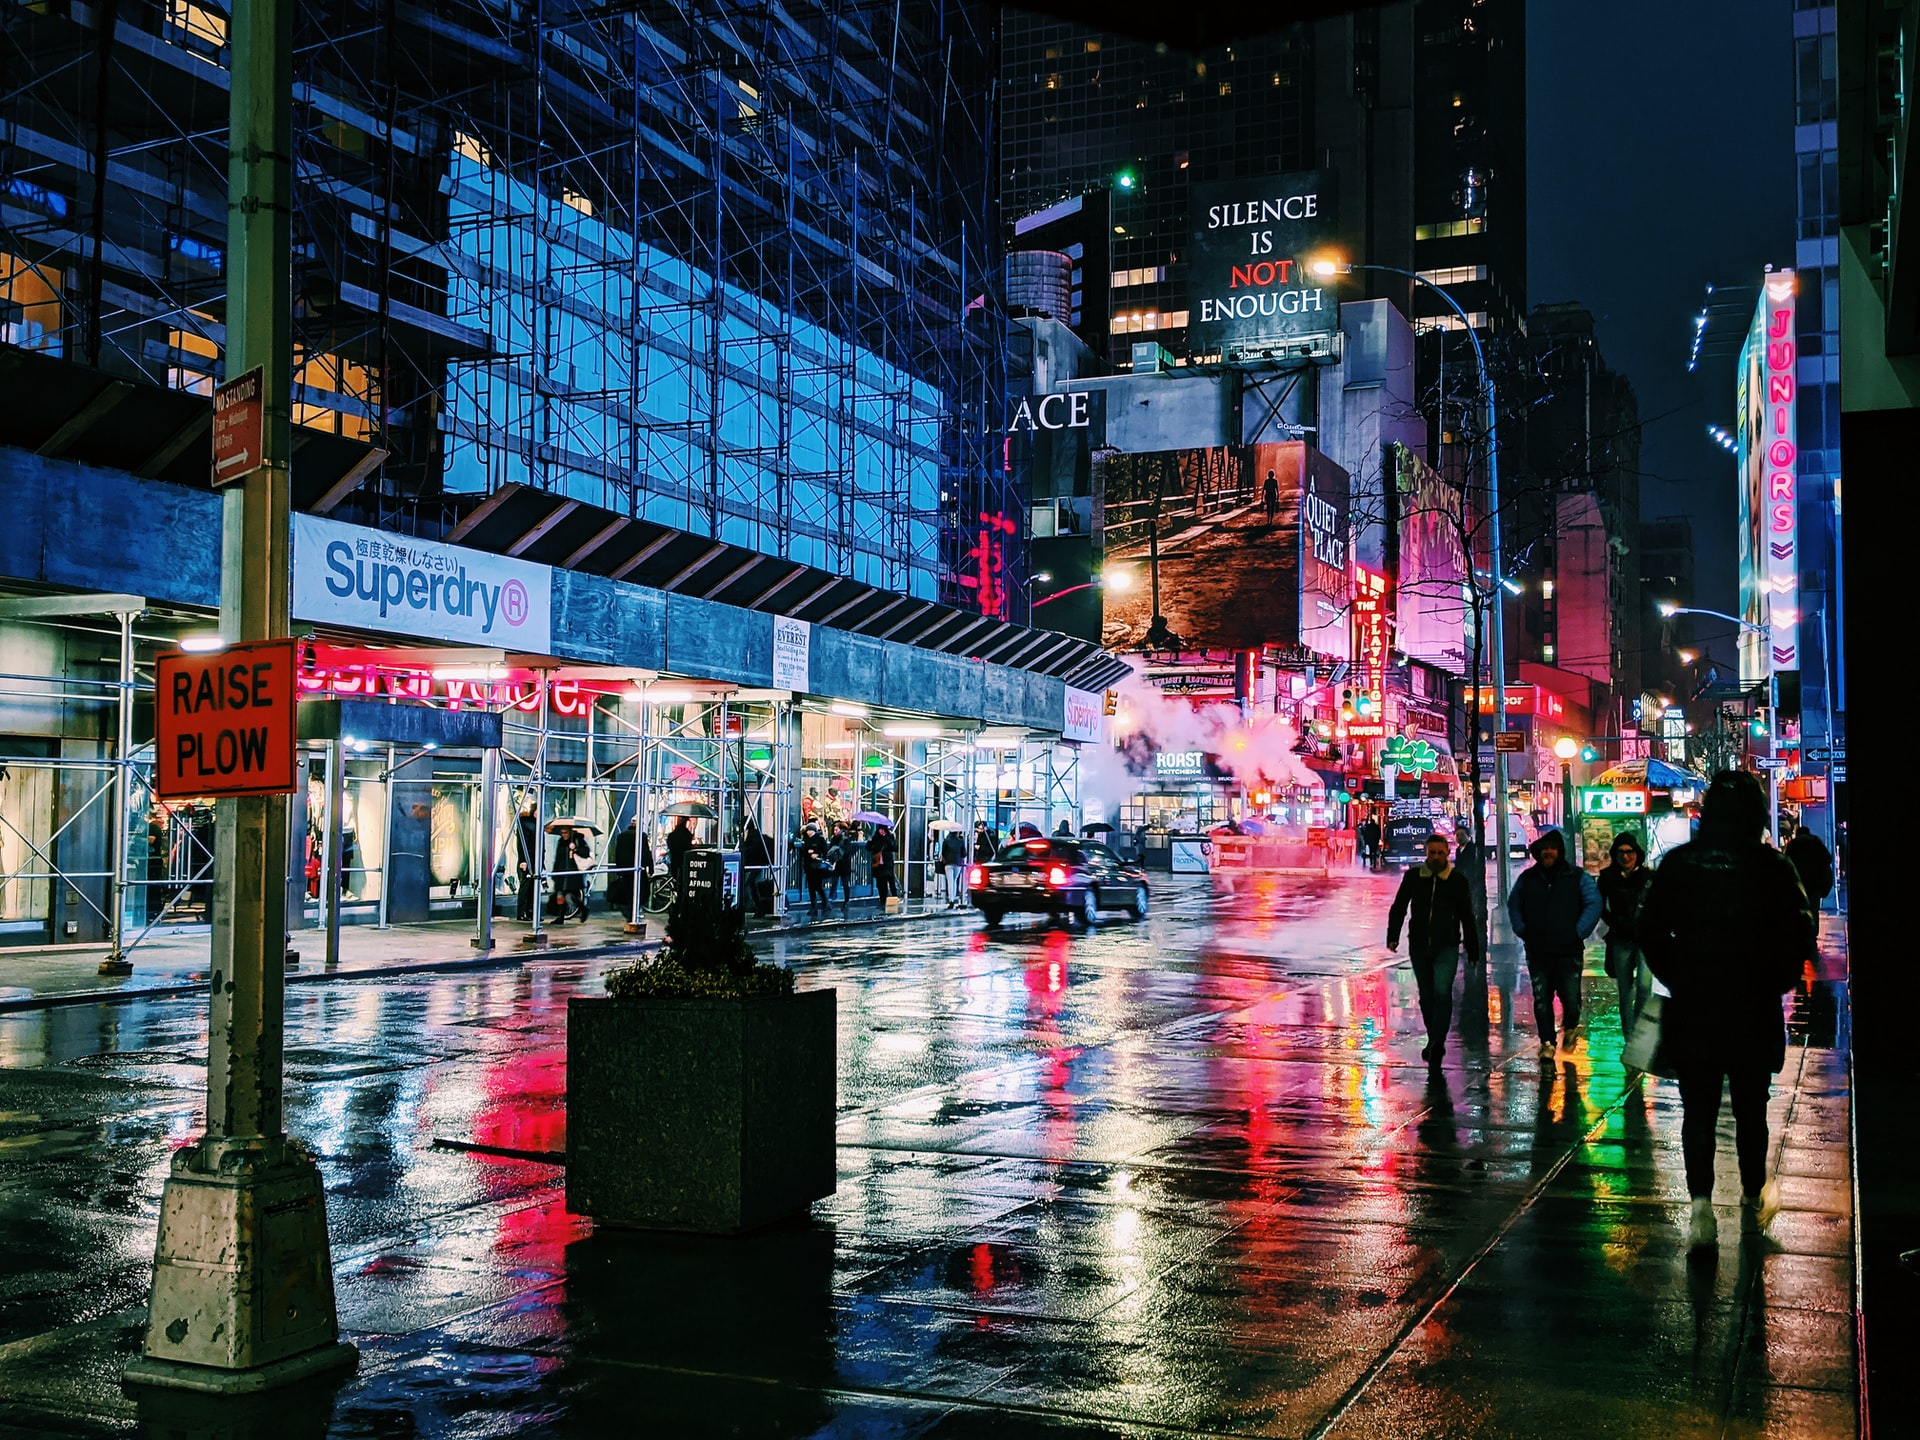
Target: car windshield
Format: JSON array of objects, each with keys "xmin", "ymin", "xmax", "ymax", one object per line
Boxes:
[{"xmin": 998, "ymin": 841, "xmax": 1082, "ymax": 865}]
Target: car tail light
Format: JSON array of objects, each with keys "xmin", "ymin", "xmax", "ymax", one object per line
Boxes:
[
  {"xmin": 968, "ymin": 866, "xmax": 984, "ymax": 887},
  {"xmin": 1047, "ymin": 865, "xmax": 1068, "ymax": 887}
]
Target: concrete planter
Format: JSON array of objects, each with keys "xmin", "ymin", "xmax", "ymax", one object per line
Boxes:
[{"xmin": 565, "ymin": 988, "xmax": 836, "ymax": 1233}]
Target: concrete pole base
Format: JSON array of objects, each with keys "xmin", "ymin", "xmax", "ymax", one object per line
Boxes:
[
  {"xmin": 469, "ymin": 937, "xmax": 496, "ymax": 951},
  {"xmin": 97, "ymin": 956, "xmax": 134, "ymax": 977},
  {"xmin": 517, "ymin": 933, "xmax": 547, "ymax": 949},
  {"xmin": 622, "ymin": 921, "xmax": 645, "ymax": 936},
  {"xmin": 129, "ymin": 1137, "xmax": 348, "ymax": 1393},
  {"xmin": 124, "ymin": 1340, "xmax": 357, "ymax": 1395}
]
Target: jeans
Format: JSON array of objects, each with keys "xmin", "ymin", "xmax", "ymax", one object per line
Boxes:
[
  {"xmin": 1608, "ymin": 940, "xmax": 1652, "ymax": 1036},
  {"xmin": 1410, "ymin": 945, "xmax": 1460, "ymax": 1052},
  {"xmin": 1527, "ymin": 949, "xmax": 1583, "ymax": 1042},
  {"xmin": 1676, "ymin": 1066, "xmax": 1772, "ymax": 1199}
]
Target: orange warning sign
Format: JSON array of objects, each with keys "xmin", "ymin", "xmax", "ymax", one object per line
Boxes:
[{"xmin": 153, "ymin": 639, "xmax": 298, "ymax": 798}]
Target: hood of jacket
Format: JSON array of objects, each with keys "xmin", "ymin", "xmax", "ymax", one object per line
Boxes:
[{"xmin": 1529, "ymin": 829, "xmax": 1567, "ymax": 860}]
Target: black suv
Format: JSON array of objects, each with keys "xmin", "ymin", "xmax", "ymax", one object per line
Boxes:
[{"xmin": 968, "ymin": 839, "xmax": 1151, "ymax": 929}]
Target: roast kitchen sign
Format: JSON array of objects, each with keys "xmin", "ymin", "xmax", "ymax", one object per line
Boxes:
[{"xmin": 292, "ymin": 513, "xmax": 554, "ymax": 652}]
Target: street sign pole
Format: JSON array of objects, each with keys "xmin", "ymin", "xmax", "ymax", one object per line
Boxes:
[{"xmin": 126, "ymin": 0, "xmax": 354, "ymax": 1395}]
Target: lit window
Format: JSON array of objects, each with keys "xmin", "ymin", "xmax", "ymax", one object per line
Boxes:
[
  {"xmin": 292, "ymin": 347, "xmax": 378, "ymax": 442},
  {"xmin": 454, "ymin": 130, "xmax": 494, "ymax": 167},
  {"xmin": 1085, "ymin": 40, "xmax": 1100, "ymax": 52},
  {"xmin": 1541, "ymin": 579, "xmax": 1555, "ymax": 598},
  {"xmin": 1542, "ymin": 645, "xmax": 1556, "ymax": 662},
  {"xmin": 165, "ymin": 0, "xmax": 227, "ymax": 56},
  {"xmin": 1218, "ymin": 82, "xmax": 1232, "ymax": 96},
  {"xmin": 2, "ymin": 252, "xmax": 62, "ymax": 355},
  {"xmin": 166, "ymin": 310, "xmax": 220, "ymax": 394},
  {"xmin": 562, "ymin": 187, "xmax": 594, "ymax": 217}
]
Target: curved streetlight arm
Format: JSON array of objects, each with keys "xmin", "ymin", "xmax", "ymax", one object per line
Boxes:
[
  {"xmin": 1335, "ymin": 261, "xmax": 1512, "ymax": 907},
  {"xmin": 1660, "ymin": 604, "xmax": 1767, "ymax": 637}
]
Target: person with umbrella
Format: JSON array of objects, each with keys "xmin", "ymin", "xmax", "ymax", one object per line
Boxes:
[
  {"xmin": 666, "ymin": 813, "xmax": 695, "ymax": 895},
  {"xmin": 867, "ymin": 821, "xmax": 899, "ymax": 903},
  {"xmin": 938, "ymin": 824, "xmax": 967, "ymax": 907},
  {"xmin": 549, "ymin": 820, "xmax": 593, "ymax": 923}
]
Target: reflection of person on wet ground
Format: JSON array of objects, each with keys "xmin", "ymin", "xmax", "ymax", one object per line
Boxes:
[
  {"xmin": 1639, "ymin": 770, "xmax": 1815, "ymax": 1254},
  {"xmin": 1387, "ymin": 832, "xmax": 1483, "ymax": 1070}
]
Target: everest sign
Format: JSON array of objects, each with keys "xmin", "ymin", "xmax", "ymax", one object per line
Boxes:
[
  {"xmin": 292, "ymin": 514, "xmax": 553, "ymax": 651},
  {"xmin": 153, "ymin": 640, "xmax": 298, "ymax": 799}
]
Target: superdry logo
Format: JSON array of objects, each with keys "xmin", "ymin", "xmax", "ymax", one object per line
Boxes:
[
  {"xmin": 1770, "ymin": 540, "xmax": 1794, "ymax": 560},
  {"xmin": 1772, "ymin": 645, "xmax": 1796, "ymax": 666}
]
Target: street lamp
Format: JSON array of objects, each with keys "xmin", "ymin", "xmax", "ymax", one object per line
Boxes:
[
  {"xmin": 1553, "ymin": 735, "xmax": 1579, "ymax": 835},
  {"xmin": 1313, "ymin": 256, "xmax": 1516, "ymax": 904}
]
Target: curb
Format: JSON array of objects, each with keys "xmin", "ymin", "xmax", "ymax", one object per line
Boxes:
[{"xmin": 0, "ymin": 902, "xmax": 968, "ymax": 1015}]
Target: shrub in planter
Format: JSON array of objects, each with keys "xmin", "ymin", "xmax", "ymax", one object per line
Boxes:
[{"xmin": 567, "ymin": 899, "xmax": 835, "ymax": 1233}]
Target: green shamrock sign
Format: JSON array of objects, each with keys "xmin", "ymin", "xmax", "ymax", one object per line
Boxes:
[{"xmin": 1381, "ymin": 736, "xmax": 1440, "ymax": 775}]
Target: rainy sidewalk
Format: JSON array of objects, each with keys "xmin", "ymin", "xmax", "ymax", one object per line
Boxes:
[
  {"xmin": 0, "ymin": 890, "xmax": 958, "ymax": 1013},
  {"xmin": 0, "ymin": 879, "xmax": 1857, "ymax": 1438}
]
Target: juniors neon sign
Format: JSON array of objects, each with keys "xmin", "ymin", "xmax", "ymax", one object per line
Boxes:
[{"xmin": 1761, "ymin": 273, "xmax": 1799, "ymax": 673}]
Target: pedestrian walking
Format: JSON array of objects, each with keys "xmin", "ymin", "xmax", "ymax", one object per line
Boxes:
[
  {"xmin": 1638, "ymin": 770, "xmax": 1817, "ymax": 1251},
  {"xmin": 1357, "ymin": 814, "xmax": 1382, "ymax": 871},
  {"xmin": 939, "ymin": 826, "xmax": 968, "ymax": 906},
  {"xmin": 830, "ymin": 823, "xmax": 854, "ymax": 903},
  {"xmin": 799, "ymin": 824, "xmax": 829, "ymax": 915},
  {"xmin": 665, "ymin": 814, "xmax": 695, "ymax": 895},
  {"xmin": 1506, "ymin": 829, "xmax": 1601, "ymax": 1056},
  {"xmin": 740, "ymin": 818, "xmax": 774, "ymax": 915},
  {"xmin": 514, "ymin": 800, "xmax": 540, "ymax": 922},
  {"xmin": 1781, "ymin": 820, "xmax": 1834, "ymax": 916},
  {"xmin": 1387, "ymin": 832, "xmax": 1484, "ymax": 1067},
  {"xmin": 549, "ymin": 824, "xmax": 590, "ymax": 923},
  {"xmin": 1597, "ymin": 833, "xmax": 1655, "ymax": 1045},
  {"xmin": 973, "ymin": 821, "xmax": 999, "ymax": 865},
  {"xmin": 869, "ymin": 823, "xmax": 899, "ymax": 902}
]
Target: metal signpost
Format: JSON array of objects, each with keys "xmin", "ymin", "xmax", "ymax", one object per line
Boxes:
[{"xmin": 126, "ymin": 0, "xmax": 355, "ymax": 1395}]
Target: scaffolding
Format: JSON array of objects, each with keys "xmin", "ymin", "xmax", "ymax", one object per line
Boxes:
[{"xmin": 1, "ymin": 0, "xmax": 1007, "ymax": 603}]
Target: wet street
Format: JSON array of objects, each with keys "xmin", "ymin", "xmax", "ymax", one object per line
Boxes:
[{"xmin": 0, "ymin": 873, "xmax": 1854, "ymax": 1439}]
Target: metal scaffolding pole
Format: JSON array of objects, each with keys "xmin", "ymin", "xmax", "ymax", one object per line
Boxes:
[
  {"xmin": 377, "ymin": 745, "xmax": 394, "ymax": 930},
  {"xmin": 98, "ymin": 607, "xmax": 138, "ymax": 976},
  {"xmin": 472, "ymin": 745, "xmax": 498, "ymax": 952},
  {"xmin": 322, "ymin": 738, "xmax": 344, "ymax": 970},
  {"xmin": 520, "ymin": 672, "xmax": 550, "ymax": 947}
]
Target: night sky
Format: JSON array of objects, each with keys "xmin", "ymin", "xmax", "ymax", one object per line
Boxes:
[{"xmin": 1528, "ymin": 0, "xmax": 1795, "ymax": 670}]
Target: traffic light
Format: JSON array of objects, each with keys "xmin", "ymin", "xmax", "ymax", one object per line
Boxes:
[
  {"xmin": 1340, "ymin": 689, "xmax": 1356, "ymax": 721},
  {"xmin": 1115, "ymin": 168, "xmax": 1137, "ymax": 191},
  {"xmin": 1751, "ymin": 710, "xmax": 1769, "ymax": 738},
  {"xmin": 1103, "ymin": 689, "xmax": 1118, "ymax": 716},
  {"xmin": 1355, "ymin": 692, "xmax": 1374, "ymax": 718},
  {"xmin": 1580, "ymin": 743, "xmax": 1599, "ymax": 763}
]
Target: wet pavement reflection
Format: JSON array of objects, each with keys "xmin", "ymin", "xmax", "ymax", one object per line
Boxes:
[{"xmin": 0, "ymin": 875, "xmax": 1854, "ymax": 1438}]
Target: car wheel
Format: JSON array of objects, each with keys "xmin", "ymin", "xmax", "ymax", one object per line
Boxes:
[
  {"xmin": 1126, "ymin": 885, "xmax": 1148, "ymax": 921},
  {"xmin": 1078, "ymin": 889, "xmax": 1099, "ymax": 929},
  {"xmin": 981, "ymin": 908, "xmax": 1003, "ymax": 929}
]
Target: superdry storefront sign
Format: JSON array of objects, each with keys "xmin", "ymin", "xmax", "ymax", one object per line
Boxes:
[
  {"xmin": 1062, "ymin": 685, "xmax": 1103, "ymax": 745},
  {"xmin": 292, "ymin": 514, "xmax": 554, "ymax": 652}
]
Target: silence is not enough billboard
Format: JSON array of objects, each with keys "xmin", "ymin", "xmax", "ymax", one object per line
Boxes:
[{"xmin": 1188, "ymin": 171, "xmax": 1342, "ymax": 360}]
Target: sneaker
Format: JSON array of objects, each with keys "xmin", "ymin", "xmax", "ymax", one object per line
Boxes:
[
  {"xmin": 1686, "ymin": 1196, "xmax": 1718, "ymax": 1250},
  {"xmin": 1539, "ymin": 1039, "xmax": 1555, "ymax": 1058},
  {"xmin": 1741, "ymin": 1183, "xmax": 1778, "ymax": 1231}
]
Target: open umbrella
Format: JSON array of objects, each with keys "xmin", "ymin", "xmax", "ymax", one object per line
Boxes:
[
  {"xmin": 1082, "ymin": 821, "xmax": 1115, "ymax": 834},
  {"xmin": 661, "ymin": 800, "xmax": 716, "ymax": 819},
  {"xmin": 850, "ymin": 810, "xmax": 891, "ymax": 826},
  {"xmin": 928, "ymin": 819, "xmax": 964, "ymax": 832},
  {"xmin": 544, "ymin": 816, "xmax": 602, "ymax": 834}
]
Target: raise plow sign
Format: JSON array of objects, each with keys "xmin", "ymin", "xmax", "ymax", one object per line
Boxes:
[{"xmin": 153, "ymin": 639, "xmax": 299, "ymax": 799}]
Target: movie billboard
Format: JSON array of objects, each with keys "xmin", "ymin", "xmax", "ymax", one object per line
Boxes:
[
  {"xmin": 1101, "ymin": 441, "xmax": 1350, "ymax": 656},
  {"xmin": 1390, "ymin": 443, "xmax": 1469, "ymax": 670},
  {"xmin": 1188, "ymin": 173, "xmax": 1342, "ymax": 360},
  {"xmin": 1735, "ymin": 271, "xmax": 1799, "ymax": 685}
]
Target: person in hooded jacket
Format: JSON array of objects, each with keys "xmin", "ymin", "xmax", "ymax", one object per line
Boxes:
[
  {"xmin": 1506, "ymin": 829, "xmax": 1602, "ymax": 1056},
  {"xmin": 1387, "ymin": 831, "xmax": 1484, "ymax": 1067},
  {"xmin": 1639, "ymin": 770, "xmax": 1815, "ymax": 1251},
  {"xmin": 1597, "ymin": 833, "xmax": 1656, "ymax": 1042}
]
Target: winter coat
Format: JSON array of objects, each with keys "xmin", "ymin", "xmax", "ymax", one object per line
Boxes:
[
  {"xmin": 1639, "ymin": 833, "xmax": 1816, "ymax": 1074},
  {"xmin": 939, "ymin": 831, "xmax": 967, "ymax": 868},
  {"xmin": 1783, "ymin": 830, "xmax": 1834, "ymax": 904},
  {"xmin": 973, "ymin": 830, "xmax": 999, "ymax": 863},
  {"xmin": 868, "ymin": 831, "xmax": 897, "ymax": 873},
  {"xmin": 1506, "ymin": 834, "xmax": 1601, "ymax": 957},
  {"xmin": 1596, "ymin": 862, "xmax": 1653, "ymax": 945},
  {"xmin": 1388, "ymin": 863, "xmax": 1483, "ymax": 964}
]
